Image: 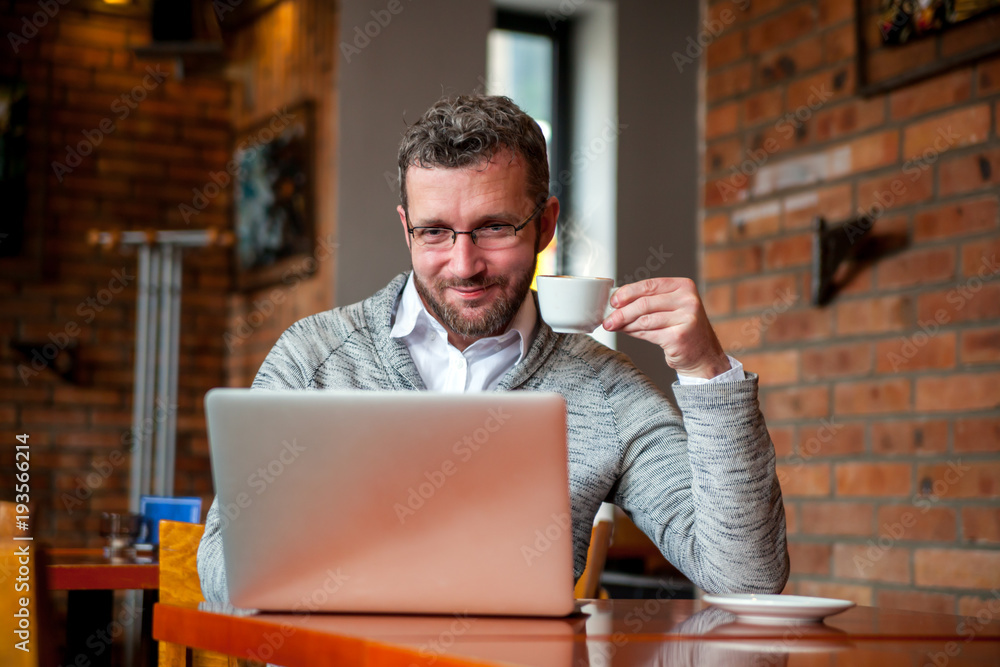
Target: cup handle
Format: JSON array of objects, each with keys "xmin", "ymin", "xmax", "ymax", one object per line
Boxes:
[{"xmin": 603, "ymin": 286, "xmax": 619, "ymax": 320}]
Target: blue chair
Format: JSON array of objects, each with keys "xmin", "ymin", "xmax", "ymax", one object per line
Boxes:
[{"xmin": 138, "ymin": 496, "xmax": 202, "ymax": 545}]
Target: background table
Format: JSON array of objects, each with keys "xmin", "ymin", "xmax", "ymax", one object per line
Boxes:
[
  {"xmin": 48, "ymin": 548, "xmax": 159, "ymax": 667},
  {"xmin": 153, "ymin": 597, "xmax": 1000, "ymax": 666}
]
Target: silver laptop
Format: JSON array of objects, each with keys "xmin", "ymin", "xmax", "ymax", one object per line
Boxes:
[{"xmin": 204, "ymin": 389, "xmax": 576, "ymax": 617}]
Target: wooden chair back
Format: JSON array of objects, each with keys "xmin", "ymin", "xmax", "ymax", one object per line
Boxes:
[
  {"xmin": 574, "ymin": 518, "xmax": 614, "ymax": 599},
  {"xmin": 0, "ymin": 501, "xmax": 56, "ymax": 667},
  {"xmin": 157, "ymin": 520, "xmax": 242, "ymax": 667}
]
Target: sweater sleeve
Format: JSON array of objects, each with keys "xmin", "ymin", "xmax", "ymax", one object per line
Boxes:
[
  {"xmin": 609, "ymin": 369, "xmax": 788, "ymax": 594},
  {"xmin": 197, "ymin": 327, "xmax": 314, "ymax": 603}
]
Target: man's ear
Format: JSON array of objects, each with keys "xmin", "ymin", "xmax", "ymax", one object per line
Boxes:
[
  {"xmin": 537, "ymin": 196, "xmax": 559, "ymax": 253},
  {"xmin": 397, "ymin": 205, "xmax": 411, "ymax": 251}
]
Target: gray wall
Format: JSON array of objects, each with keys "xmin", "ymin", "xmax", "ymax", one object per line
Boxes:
[
  {"xmin": 335, "ymin": 0, "xmax": 493, "ymax": 305},
  {"xmin": 616, "ymin": 0, "xmax": 699, "ymax": 393},
  {"xmin": 335, "ymin": 0, "xmax": 700, "ymax": 396}
]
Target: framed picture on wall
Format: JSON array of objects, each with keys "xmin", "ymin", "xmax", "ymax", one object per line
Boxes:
[
  {"xmin": 233, "ymin": 101, "xmax": 315, "ymax": 291},
  {"xmin": 856, "ymin": 0, "xmax": 1000, "ymax": 95}
]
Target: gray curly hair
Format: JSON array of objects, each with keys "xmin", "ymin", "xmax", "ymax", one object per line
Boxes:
[{"xmin": 397, "ymin": 94, "xmax": 550, "ymax": 215}]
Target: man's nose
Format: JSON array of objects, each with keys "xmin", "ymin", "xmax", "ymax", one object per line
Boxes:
[{"xmin": 448, "ymin": 233, "xmax": 487, "ymax": 278}]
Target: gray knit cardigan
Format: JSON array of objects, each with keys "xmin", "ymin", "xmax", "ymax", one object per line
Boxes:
[{"xmin": 197, "ymin": 273, "xmax": 789, "ymax": 602}]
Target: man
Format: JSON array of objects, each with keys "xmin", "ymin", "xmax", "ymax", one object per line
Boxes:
[{"xmin": 198, "ymin": 94, "xmax": 788, "ymax": 602}]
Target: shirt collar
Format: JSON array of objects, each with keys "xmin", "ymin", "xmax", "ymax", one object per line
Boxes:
[{"xmin": 390, "ymin": 273, "xmax": 537, "ymax": 361}]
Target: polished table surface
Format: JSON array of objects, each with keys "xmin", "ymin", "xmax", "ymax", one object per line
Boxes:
[
  {"xmin": 154, "ymin": 598, "xmax": 1000, "ymax": 666},
  {"xmin": 47, "ymin": 547, "xmax": 159, "ymax": 590}
]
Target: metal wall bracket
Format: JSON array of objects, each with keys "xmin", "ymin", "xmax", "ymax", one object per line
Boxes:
[{"xmin": 811, "ymin": 215, "xmax": 909, "ymax": 306}]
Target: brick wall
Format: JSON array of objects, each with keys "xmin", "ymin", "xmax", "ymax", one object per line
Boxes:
[
  {"xmin": 222, "ymin": 0, "xmax": 338, "ymax": 387},
  {"xmin": 702, "ymin": 0, "xmax": 999, "ymax": 614},
  {"xmin": 0, "ymin": 2, "xmax": 233, "ymax": 545}
]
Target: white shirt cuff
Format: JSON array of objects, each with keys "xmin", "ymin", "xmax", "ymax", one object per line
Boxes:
[{"xmin": 676, "ymin": 356, "xmax": 745, "ymax": 385}]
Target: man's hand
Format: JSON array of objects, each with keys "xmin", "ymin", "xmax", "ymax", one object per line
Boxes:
[{"xmin": 602, "ymin": 278, "xmax": 731, "ymax": 380}]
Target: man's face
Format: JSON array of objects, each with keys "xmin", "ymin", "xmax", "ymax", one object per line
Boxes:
[{"xmin": 397, "ymin": 152, "xmax": 557, "ymax": 350}]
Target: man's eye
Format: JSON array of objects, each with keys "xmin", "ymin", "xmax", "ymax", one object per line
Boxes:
[
  {"xmin": 479, "ymin": 224, "xmax": 510, "ymax": 235},
  {"xmin": 420, "ymin": 228, "xmax": 451, "ymax": 239}
]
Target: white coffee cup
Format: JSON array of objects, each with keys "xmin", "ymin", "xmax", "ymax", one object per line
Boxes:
[{"xmin": 536, "ymin": 275, "xmax": 616, "ymax": 334}]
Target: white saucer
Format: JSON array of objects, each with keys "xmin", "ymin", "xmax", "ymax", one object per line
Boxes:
[{"xmin": 701, "ymin": 594, "xmax": 855, "ymax": 625}]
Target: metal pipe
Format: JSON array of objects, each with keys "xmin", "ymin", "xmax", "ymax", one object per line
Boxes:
[
  {"xmin": 141, "ymin": 248, "xmax": 161, "ymax": 500},
  {"xmin": 163, "ymin": 248, "xmax": 183, "ymax": 496},
  {"xmin": 154, "ymin": 244, "xmax": 173, "ymax": 496},
  {"xmin": 128, "ymin": 245, "xmax": 151, "ymax": 513}
]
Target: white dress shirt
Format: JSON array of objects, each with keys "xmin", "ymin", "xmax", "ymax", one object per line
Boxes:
[{"xmin": 390, "ymin": 273, "xmax": 745, "ymax": 391}]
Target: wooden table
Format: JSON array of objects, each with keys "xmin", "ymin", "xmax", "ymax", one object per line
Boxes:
[
  {"xmin": 48, "ymin": 548, "xmax": 159, "ymax": 667},
  {"xmin": 154, "ymin": 597, "xmax": 1000, "ymax": 666}
]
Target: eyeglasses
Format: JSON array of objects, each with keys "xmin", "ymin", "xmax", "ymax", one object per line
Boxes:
[{"xmin": 407, "ymin": 204, "xmax": 543, "ymax": 250}]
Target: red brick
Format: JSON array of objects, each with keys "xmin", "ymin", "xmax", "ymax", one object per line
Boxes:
[
  {"xmin": 915, "ymin": 549, "xmax": 1000, "ymax": 589},
  {"xmin": 915, "ymin": 372, "xmax": 1000, "ymax": 412},
  {"xmin": 783, "ymin": 184, "xmax": 853, "ymax": 230},
  {"xmin": 787, "ymin": 66, "xmax": 854, "ymax": 111},
  {"xmin": 55, "ymin": 432, "xmax": 124, "ymax": 448},
  {"xmin": 715, "ymin": 316, "xmax": 763, "ymax": 352},
  {"xmin": 836, "ymin": 462, "xmax": 912, "ymax": 496},
  {"xmin": 823, "ymin": 23, "xmax": 855, "ymax": 64},
  {"xmin": 877, "ymin": 505, "xmax": 957, "ymax": 542},
  {"xmin": 962, "ymin": 238, "xmax": 1000, "ymax": 276},
  {"xmin": 764, "ymin": 233, "xmax": 811, "ymax": 269},
  {"xmin": 877, "ymin": 590, "xmax": 956, "ymax": 615},
  {"xmin": 707, "ymin": 62, "xmax": 754, "ymax": 103},
  {"xmin": 834, "ymin": 378, "xmax": 911, "ymax": 415},
  {"xmin": 939, "ymin": 147, "xmax": 1000, "ymax": 197},
  {"xmin": 845, "ymin": 130, "xmax": 900, "ymax": 175},
  {"xmin": 812, "ymin": 99, "xmax": 886, "ymax": 144},
  {"xmin": 771, "ymin": 426, "xmax": 794, "ymax": 458},
  {"xmin": 740, "ymin": 350, "xmax": 799, "ymax": 387},
  {"xmin": 776, "ymin": 462, "xmax": 831, "ymax": 496},
  {"xmin": 877, "ymin": 247, "xmax": 956, "ymax": 290},
  {"xmin": 703, "ymin": 245, "xmax": 762, "ymax": 280},
  {"xmin": 802, "ymin": 343, "xmax": 872, "ymax": 380},
  {"xmin": 703, "ymin": 284, "xmax": 732, "ymax": 318},
  {"xmin": 963, "ymin": 507, "xmax": 1000, "ymax": 544},
  {"xmin": 872, "ymin": 420, "xmax": 948, "ymax": 456},
  {"xmin": 857, "ymin": 168, "xmax": 934, "ymax": 213},
  {"xmin": 800, "ymin": 501, "xmax": 873, "ymax": 536},
  {"xmin": 705, "ymin": 175, "xmax": 749, "ymax": 208},
  {"xmin": 917, "ymin": 284, "xmax": 1000, "ymax": 325},
  {"xmin": 705, "ymin": 138, "xmax": 742, "ymax": 174},
  {"xmin": 797, "ymin": 421, "xmax": 864, "ymax": 457},
  {"xmin": 833, "ymin": 543, "xmax": 910, "ymax": 583},
  {"xmin": 914, "ymin": 196, "xmax": 998, "ymax": 241},
  {"xmin": 52, "ymin": 387, "xmax": 123, "ymax": 407},
  {"xmin": 903, "ymin": 105, "xmax": 991, "ymax": 160},
  {"xmin": 766, "ymin": 386, "xmax": 830, "ymax": 421},
  {"xmin": 784, "ymin": 501, "xmax": 798, "ymax": 534},
  {"xmin": 958, "ymin": 594, "xmax": 1000, "ymax": 617},
  {"xmin": 955, "ymin": 417, "xmax": 1000, "ymax": 453},
  {"xmin": 743, "ymin": 88, "xmax": 784, "ymax": 126},
  {"xmin": 706, "ymin": 102, "xmax": 739, "ymax": 139},
  {"xmin": 916, "ymin": 461, "xmax": 1000, "ymax": 499},
  {"xmin": 978, "ymin": 55, "xmax": 1000, "ymax": 96},
  {"xmin": 767, "ymin": 309, "xmax": 832, "ymax": 344},
  {"xmin": 732, "ymin": 201, "xmax": 781, "ymax": 239},
  {"xmin": 788, "ymin": 542, "xmax": 831, "ymax": 576},
  {"xmin": 890, "ymin": 69, "xmax": 973, "ymax": 121},
  {"xmin": 735, "ymin": 274, "xmax": 799, "ymax": 313},
  {"xmin": 962, "ymin": 327, "xmax": 1000, "ymax": 365},
  {"xmin": 21, "ymin": 408, "xmax": 88, "ymax": 427},
  {"xmin": 796, "ymin": 581, "xmax": 872, "ymax": 606},
  {"xmin": 51, "ymin": 43, "xmax": 112, "ymax": 68},
  {"xmin": 747, "ymin": 5, "xmax": 816, "ymax": 54},
  {"xmin": 818, "ymin": 0, "xmax": 853, "ymax": 26},
  {"xmin": 836, "ymin": 295, "xmax": 911, "ymax": 335},
  {"xmin": 705, "ymin": 2, "xmax": 748, "ymax": 35},
  {"xmin": 702, "ymin": 213, "xmax": 729, "ymax": 246},
  {"xmin": 875, "ymin": 331, "xmax": 956, "ymax": 374},
  {"xmin": 757, "ymin": 38, "xmax": 825, "ymax": 85},
  {"xmin": 706, "ymin": 29, "xmax": 744, "ymax": 71}
]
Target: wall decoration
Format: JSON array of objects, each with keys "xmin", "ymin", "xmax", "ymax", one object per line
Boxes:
[{"xmin": 233, "ymin": 101, "xmax": 315, "ymax": 290}]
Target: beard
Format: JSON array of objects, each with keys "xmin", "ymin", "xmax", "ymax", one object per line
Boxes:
[{"xmin": 413, "ymin": 263, "xmax": 536, "ymax": 340}]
